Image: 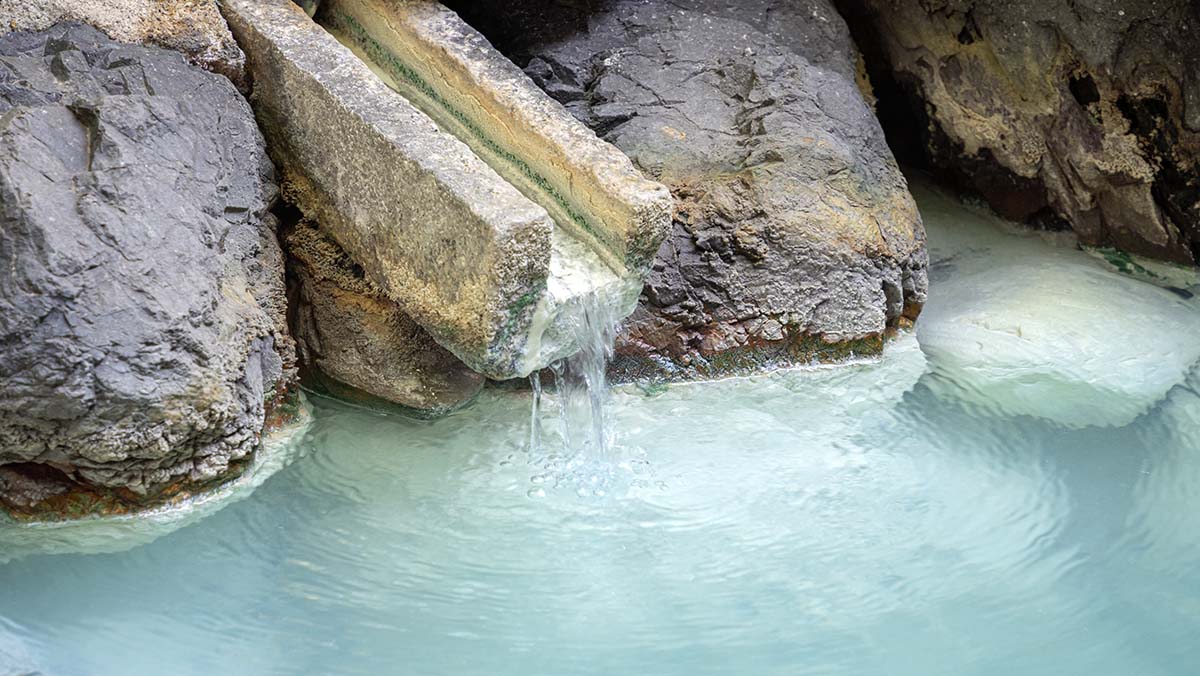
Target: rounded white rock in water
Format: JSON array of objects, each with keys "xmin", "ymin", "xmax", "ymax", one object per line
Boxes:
[{"xmin": 915, "ymin": 182, "xmax": 1200, "ymax": 429}]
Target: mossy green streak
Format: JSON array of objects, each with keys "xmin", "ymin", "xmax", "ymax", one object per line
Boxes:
[{"xmin": 328, "ymin": 11, "xmax": 620, "ymax": 267}]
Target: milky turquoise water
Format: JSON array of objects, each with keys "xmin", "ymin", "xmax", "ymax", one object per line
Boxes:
[{"xmin": 2, "ymin": 184, "xmax": 1199, "ymax": 675}]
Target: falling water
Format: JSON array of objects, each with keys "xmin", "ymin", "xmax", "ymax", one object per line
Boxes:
[
  {"xmin": 528, "ymin": 370, "xmax": 542, "ymax": 453},
  {"xmin": 558, "ymin": 295, "xmax": 619, "ymax": 458},
  {"xmin": 526, "ymin": 292, "xmax": 623, "ymax": 493}
]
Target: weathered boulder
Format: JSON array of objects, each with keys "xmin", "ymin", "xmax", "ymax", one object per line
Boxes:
[
  {"xmin": 0, "ymin": 0, "xmax": 246, "ymax": 84},
  {"xmin": 221, "ymin": 0, "xmax": 672, "ymax": 380},
  {"xmin": 447, "ymin": 0, "xmax": 929, "ymax": 380},
  {"xmin": 837, "ymin": 0, "xmax": 1200, "ymax": 265},
  {"xmin": 0, "ymin": 23, "xmax": 297, "ymax": 518},
  {"xmin": 286, "ymin": 218, "xmax": 485, "ymax": 414}
]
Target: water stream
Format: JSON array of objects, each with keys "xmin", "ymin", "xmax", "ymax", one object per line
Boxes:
[
  {"xmin": 527, "ymin": 292, "xmax": 623, "ymax": 498},
  {"xmin": 2, "ymin": 181, "xmax": 1199, "ymax": 675}
]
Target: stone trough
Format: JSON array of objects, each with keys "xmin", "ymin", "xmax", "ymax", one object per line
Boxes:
[{"xmin": 221, "ymin": 0, "xmax": 673, "ymax": 380}]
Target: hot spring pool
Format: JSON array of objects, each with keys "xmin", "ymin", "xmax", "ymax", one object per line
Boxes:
[{"xmin": 2, "ymin": 184, "xmax": 1199, "ymax": 675}]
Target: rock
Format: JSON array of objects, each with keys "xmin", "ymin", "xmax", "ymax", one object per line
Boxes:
[
  {"xmin": 0, "ymin": 0, "xmax": 246, "ymax": 85},
  {"xmin": 0, "ymin": 23, "xmax": 297, "ymax": 517},
  {"xmin": 0, "ymin": 397, "xmax": 313, "ymax": 553},
  {"xmin": 447, "ymin": 0, "xmax": 929, "ymax": 380},
  {"xmin": 286, "ymin": 218, "xmax": 485, "ymax": 415},
  {"xmin": 222, "ymin": 0, "xmax": 672, "ymax": 380},
  {"xmin": 837, "ymin": 0, "xmax": 1200, "ymax": 266},
  {"xmin": 915, "ymin": 180, "xmax": 1200, "ymax": 429},
  {"xmin": 318, "ymin": 0, "xmax": 674, "ymax": 275}
]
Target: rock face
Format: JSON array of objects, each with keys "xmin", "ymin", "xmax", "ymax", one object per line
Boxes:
[
  {"xmin": 286, "ymin": 219, "xmax": 485, "ymax": 414},
  {"xmin": 447, "ymin": 0, "xmax": 929, "ymax": 380},
  {"xmin": 0, "ymin": 23, "xmax": 295, "ymax": 516},
  {"xmin": 0, "ymin": 0, "xmax": 246, "ymax": 84},
  {"xmin": 837, "ymin": 0, "xmax": 1200, "ymax": 265}
]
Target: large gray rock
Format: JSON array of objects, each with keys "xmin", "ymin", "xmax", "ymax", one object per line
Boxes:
[
  {"xmin": 0, "ymin": 0, "xmax": 247, "ymax": 85},
  {"xmin": 286, "ymin": 219, "xmax": 485, "ymax": 415},
  {"xmin": 221, "ymin": 0, "xmax": 672, "ymax": 380},
  {"xmin": 837, "ymin": 0, "xmax": 1200, "ymax": 265},
  {"xmin": 0, "ymin": 23, "xmax": 296, "ymax": 517},
  {"xmin": 448, "ymin": 0, "xmax": 929, "ymax": 379}
]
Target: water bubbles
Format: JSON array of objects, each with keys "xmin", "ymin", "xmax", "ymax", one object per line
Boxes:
[{"xmin": 522, "ymin": 292, "xmax": 642, "ymax": 500}]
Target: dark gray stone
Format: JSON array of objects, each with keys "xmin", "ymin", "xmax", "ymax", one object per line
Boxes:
[
  {"xmin": 0, "ymin": 0, "xmax": 248, "ymax": 86},
  {"xmin": 0, "ymin": 23, "xmax": 294, "ymax": 510}
]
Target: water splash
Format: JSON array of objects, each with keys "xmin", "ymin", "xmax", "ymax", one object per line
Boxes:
[
  {"xmin": 526, "ymin": 293, "xmax": 625, "ymax": 496},
  {"xmin": 558, "ymin": 295, "xmax": 619, "ymax": 459}
]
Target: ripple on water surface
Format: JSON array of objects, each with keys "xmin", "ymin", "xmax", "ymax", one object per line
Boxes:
[{"xmin": 2, "ymin": 184, "xmax": 1200, "ymax": 676}]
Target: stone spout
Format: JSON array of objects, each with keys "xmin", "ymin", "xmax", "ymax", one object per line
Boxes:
[{"xmin": 221, "ymin": 0, "xmax": 673, "ymax": 380}]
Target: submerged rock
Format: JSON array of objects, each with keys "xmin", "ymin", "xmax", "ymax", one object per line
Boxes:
[
  {"xmin": 915, "ymin": 181, "xmax": 1200, "ymax": 429},
  {"xmin": 0, "ymin": 0, "xmax": 246, "ymax": 84},
  {"xmin": 0, "ymin": 395, "xmax": 313, "ymax": 558},
  {"xmin": 838, "ymin": 0, "xmax": 1200, "ymax": 266},
  {"xmin": 0, "ymin": 23, "xmax": 298, "ymax": 517},
  {"xmin": 447, "ymin": 0, "xmax": 929, "ymax": 380},
  {"xmin": 286, "ymin": 219, "xmax": 485, "ymax": 415}
]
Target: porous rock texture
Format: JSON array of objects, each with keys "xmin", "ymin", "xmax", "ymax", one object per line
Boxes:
[
  {"xmin": 286, "ymin": 218, "xmax": 485, "ymax": 415},
  {"xmin": 0, "ymin": 0, "xmax": 247, "ymax": 84},
  {"xmin": 447, "ymin": 0, "xmax": 929, "ymax": 380},
  {"xmin": 0, "ymin": 23, "xmax": 295, "ymax": 517},
  {"xmin": 837, "ymin": 0, "xmax": 1200, "ymax": 265}
]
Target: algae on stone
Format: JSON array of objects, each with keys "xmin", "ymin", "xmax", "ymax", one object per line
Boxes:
[{"xmin": 223, "ymin": 0, "xmax": 672, "ymax": 380}]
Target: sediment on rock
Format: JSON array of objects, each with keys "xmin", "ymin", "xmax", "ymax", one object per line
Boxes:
[
  {"xmin": 284, "ymin": 213, "xmax": 485, "ymax": 415},
  {"xmin": 0, "ymin": 23, "xmax": 298, "ymax": 518},
  {"xmin": 836, "ymin": 0, "xmax": 1200, "ymax": 266},
  {"xmin": 222, "ymin": 0, "xmax": 672, "ymax": 380},
  {"xmin": 447, "ymin": 0, "xmax": 929, "ymax": 381}
]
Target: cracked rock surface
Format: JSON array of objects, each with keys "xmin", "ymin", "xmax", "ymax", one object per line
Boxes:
[
  {"xmin": 0, "ymin": 0, "xmax": 247, "ymax": 85},
  {"xmin": 448, "ymin": 0, "xmax": 928, "ymax": 380},
  {"xmin": 0, "ymin": 23, "xmax": 294, "ymax": 514},
  {"xmin": 838, "ymin": 0, "xmax": 1200, "ymax": 265}
]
